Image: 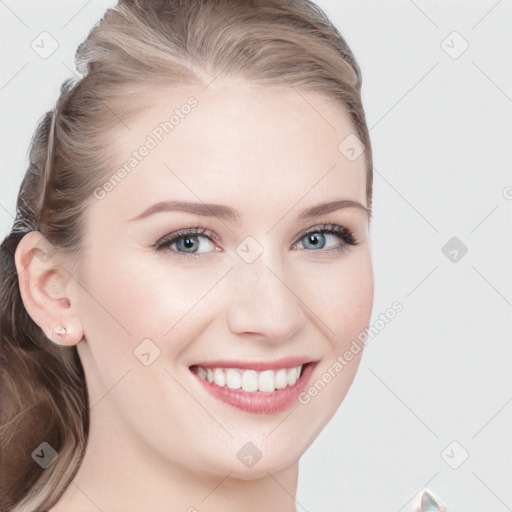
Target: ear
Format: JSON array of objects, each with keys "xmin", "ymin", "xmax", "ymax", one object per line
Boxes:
[{"xmin": 14, "ymin": 231, "xmax": 83, "ymax": 346}]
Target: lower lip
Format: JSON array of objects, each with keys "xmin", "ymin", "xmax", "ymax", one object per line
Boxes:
[{"xmin": 190, "ymin": 363, "xmax": 316, "ymax": 414}]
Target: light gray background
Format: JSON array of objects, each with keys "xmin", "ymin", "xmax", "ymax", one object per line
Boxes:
[{"xmin": 1, "ymin": 1, "xmax": 511, "ymax": 511}]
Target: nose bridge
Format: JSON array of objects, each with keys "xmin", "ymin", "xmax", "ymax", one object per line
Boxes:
[{"xmin": 226, "ymin": 249, "xmax": 306, "ymax": 340}]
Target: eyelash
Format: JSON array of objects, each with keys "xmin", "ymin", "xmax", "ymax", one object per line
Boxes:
[{"xmin": 152, "ymin": 223, "xmax": 358, "ymax": 260}]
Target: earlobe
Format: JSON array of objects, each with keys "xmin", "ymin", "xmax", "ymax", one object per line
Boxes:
[{"xmin": 14, "ymin": 231, "xmax": 84, "ymax": 346}]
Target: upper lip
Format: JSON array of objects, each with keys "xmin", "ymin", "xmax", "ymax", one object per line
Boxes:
[{"xmin": 189, "ymin": 356, "xmax": 318, "ymax": 372}]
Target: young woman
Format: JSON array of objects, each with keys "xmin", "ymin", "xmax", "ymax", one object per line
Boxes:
[{"xmin": 1, "ymin": 1, "xmax": 374, "ymax": 510}]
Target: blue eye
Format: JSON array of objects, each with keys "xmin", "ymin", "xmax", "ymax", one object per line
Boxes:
[
  {"xmin": 154, "ymin": 227, "xmax": 219, "ymax": 257},
  {"xmin": 301, "ymin": 232, "xmax": 328, "ymax": 250},
  {"xmin": 173, "ymin": 234, "xmax": 215, "ymax": 254},
  {"xmin": 295, "ymin": 225, "xmax": 357, "ymax": 253},
  {"xmin": 153, "ymin": 223, "xmax": 358, "ymax": 259}
]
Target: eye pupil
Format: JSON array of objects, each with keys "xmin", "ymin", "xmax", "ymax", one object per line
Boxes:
[
  {"xmin": 303, "ymin": 233, "xmax": 326, "ymax": 250},
  {"xmin": 179, "ymin": 236, "xmax": 198, "ymax": 252}
]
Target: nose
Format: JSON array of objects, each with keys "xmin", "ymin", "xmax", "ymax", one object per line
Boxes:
[{"xmin": 226, "ymin": 252, "xmax": 307, "ymax": 343}]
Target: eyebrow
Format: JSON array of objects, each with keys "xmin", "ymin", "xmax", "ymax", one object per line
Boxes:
[
  {"xmin": 128, "ymin": 199, "xmax": 368, "ymax": 223},
  {"xmin": 128, "ymin": 200, "xmax": 242, "ymax": 224},
  {"xmin": 297, "ymin": 199, "xmax": 368, "ymax": 219}
]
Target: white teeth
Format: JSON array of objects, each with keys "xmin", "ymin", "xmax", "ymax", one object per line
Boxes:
[
  {"xmin": 287, "ymin": 366, "xmax": 302, "ymax": 386},
  {"xmin": 226, "ymin": 368, "xmax": 242, "ymax": 390},
  {"xmin": 195, "ymin": 365, "xmax": 304, "ymax": 392},
  {"xmin": 213, "ymin": 368, "xmax": 226, "ymax": 387},
  {"xmin": 274, "ymin": 369, "xmax": 287, "ymax": 389},
  {"xmin": 242, "ymin": 370, "xmax": 258, "ymax": 392},
  {"xmin": 258, "ymin": 370, "xmax": 275, "ymax": 393}
]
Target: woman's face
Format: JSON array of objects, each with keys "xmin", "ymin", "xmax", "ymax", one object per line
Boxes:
[{"xmin": 73, "ymin": 83, "xmax": 373, "ymax": 478}]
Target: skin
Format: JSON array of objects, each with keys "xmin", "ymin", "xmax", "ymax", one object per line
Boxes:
[{"xmin": 16, "ymin": 83, "xmax": 374, "ymax": 512}]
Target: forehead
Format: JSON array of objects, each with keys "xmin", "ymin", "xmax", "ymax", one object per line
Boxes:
[{"xmin": 97, "ymin": 84, "xmax": 367, "ymax": 221}]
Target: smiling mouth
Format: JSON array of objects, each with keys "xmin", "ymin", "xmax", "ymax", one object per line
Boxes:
[{"xmin": 189, "ymin": 363, "xmax": 310, "ymax": 393}]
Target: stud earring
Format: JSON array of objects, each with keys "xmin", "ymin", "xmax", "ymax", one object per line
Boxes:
[{"xmin": 54, "ymin": 326, "xmax": 68, "ymax": 337}]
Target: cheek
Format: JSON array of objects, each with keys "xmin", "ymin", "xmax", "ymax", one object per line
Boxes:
[
  {"xmin": 75, "ymin": 249, "xmax": 229, "ymax": 353},
  {"xmin": 293, "ymin": 250, "xmax": 374, "ymax": 345},
  {"xmin": 290, "ymin": 253, "xmax": 373, "ymax": 440}
]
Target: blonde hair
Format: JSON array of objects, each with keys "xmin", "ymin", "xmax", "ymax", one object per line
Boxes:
[{"xmin": 0, "ymin": 1, "xmax": 372, "ymax": 509}]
